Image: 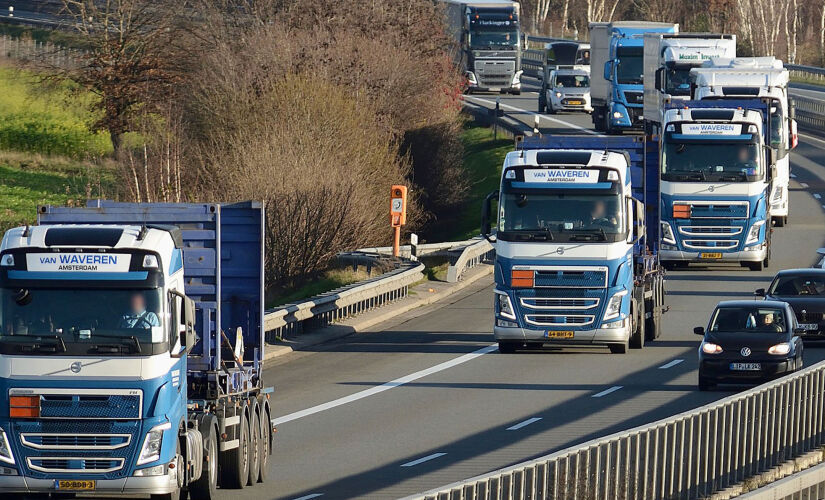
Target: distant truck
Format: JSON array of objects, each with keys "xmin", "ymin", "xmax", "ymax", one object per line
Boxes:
[
  {"xmin": 539, "ymin": 66, "xmax": 592, "ymax": 114},
  {"xmin": 658, "ymin": 100, "xmax": 775, "ymax": 271},
  {"xmin": 590, "ymin": 21, "xmax": 678, "ymax": 133},
  {"xmin": 442, "ymin": 0, "xmax": 523, "ymax": 94},
  {"xmin": 690, "ymin": 57, "xmax": 797, "ymax": 227},
  {"xmin": 482, "ymin": 136, "xmax": 666, "ymax": 354},
  {"xmin": 542, "ymin": 40, "xmax": 590, "ymax": 71},
  {"xmin": 0, "ymin": 201, "xmax": 271, "ymax": 499},
  {"xmin": 643, "ymin": 33, "xmax": 736, "ymax": 127}
]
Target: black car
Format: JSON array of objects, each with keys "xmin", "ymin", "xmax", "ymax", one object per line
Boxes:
[
  {"xmin": 696, "ymin": 300, "xmax": 803, "ymax": 391},
  {"xmin": 757, "ymin": 268, "xmax": 825, "ymax": 339}
]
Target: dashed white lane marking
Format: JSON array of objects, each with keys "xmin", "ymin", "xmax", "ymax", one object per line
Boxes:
[
  {"xmin": 401, "ymin": 453, "xmax": 447, "ymax": 467},
  {"xmin": 292, "ymin": 495, "xmax": 323, "ymax": 500},
  {"xmin": 801, "ymin": 182, "xmax": 809, "ymax": 188},
  {"xmin": 592, "ymin": 385, "xmax": 623, "ymax": 398},
  {"xmin": 815, "ymin": 194, "xmax": 822, "ymax": 200},
  {"xmin": 659, "ymin": 359, "xmax": 684, "ymax": 369},
  {"xmin": 506, "ymin": 417, "xmax": 542, "ymax": 431},
  {"xmin": 463, "ymin": 95, "xmax": 601, "ymax": 136},
  {"xmin": 271, "ymin": 345, "xmax": 498, "ymax": 425}
]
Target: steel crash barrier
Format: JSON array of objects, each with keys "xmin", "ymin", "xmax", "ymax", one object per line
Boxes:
[
  {"xmin": 263, "ymin": 238, "xmax": 494, "ymax": 340},
  {"xmin": 405, "ymin": 360, "xmax": 825, "ymax": 500},
  {"xmin": 792, "ymin": 96, "xmax": 825, "ymax": 132}
]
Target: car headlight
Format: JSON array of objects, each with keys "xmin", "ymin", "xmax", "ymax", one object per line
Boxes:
[
  {"xmin": 661, "ymin": 222, "xmax": 676, "ymax": 245},
  {"xmin": 555, "ymin": 91, "xmax": 562, "ymax": 98},
  {"xmin": 746, "ymin": 220, "xmax": 765, "ymax": 245},
  {"xmin": 603, "ymin": 289, "xmax": 628, "ymax": 321},
  {"xmin": 768, "ymin": 343, "xmax": 791, "ymax": 355},
  {"xmin": 702, "ymin": 342, "xmax": 723, "ymax": 354},
  {"xmin": 0, "ymin": 428, "xmax": 14, "ymax": 465},
  {"xmin": 496, "ymin": 291, "xmax": 516, "ymax": 320},
  {"xmin": 137, "ymin": 422, "xmax": 171, "ymax": 466},
  {"xmin": 613, "ymin": 111, "xmax": 623, "ymax": 119}
]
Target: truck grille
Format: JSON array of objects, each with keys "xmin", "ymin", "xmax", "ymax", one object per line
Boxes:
[
  {"xmin": 524, "ymin": 314, "xmax": 595, "ymax": 327},
  {"xmin": 21, "ymin": 433, "xmax": 131, "ymax": 450},
  {"xmin": 686, "ymin": 202, "xmax": 749, "ymax": 219},
  {"xmin": 27, "ymin": 457, "xmax": 124, "ymax": 474},
  {"xmin": 532, "ymin": 268, "xmax": 608, "ymax": 288},
  {"xmin": 798, "ymin": 312, "xmax": 824, "ymax": 323},
  {"xmin": 475, "ymin": 60, "xmax": 515, "ymax": 87},
  {"xmin": 624, "ymin": 90, "xmax": 643, "ymax": 105},
  {"xmin": 520, "ymin": 297, "xmax": 599, "ymax": 310},
  {"xmin": 683, "ymin": 240, "xmax": 738, "ymax": 250},
  {"xmin": 33, "ymin": 393, "xmax": 142, "ymax": 420},
  {"xmin": 679, "ymin": 226, "xmax": 743, "ymax": 236}
]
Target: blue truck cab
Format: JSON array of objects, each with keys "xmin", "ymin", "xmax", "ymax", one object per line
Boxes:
[
  {"xmin": 0, "ymin": 201, "xmax": 271, "ymax": 499},
  {"xmin": 658, "ymin": 101, "xmax": 775, "ymax": 271},
  {"xmin": 482, "ymin": 136, "xmax": 666, "ymax": 354},
  {"xmin": 589, "ymin": 21, "xmax": 678, "ymax": 133}
]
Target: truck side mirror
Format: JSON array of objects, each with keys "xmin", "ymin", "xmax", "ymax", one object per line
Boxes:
[
  {"xmin": 789, "ymin": 119, "xmax": 798, "ymax": 149},
  {"xmin": 632, "ymin": 198, "xmax": 645, "ymax": 245},
  {"xmin": 183, "ymin": 297, "xmax": 196, "ymax": 353},
  {"xmin": 788, "ymin": 97, "xmax": 796, "ymax": 120},
  {"xmin": 481, "ymin": 189, "xmax": 499, "ymax": 243},
  {"xmin": 603, "ymin": 61, "xmax": 613, "ymax": 81},
  {"xmin": 654, "ymin": 68, "xmax": 663, "ymax": 91},
  {"xmin": 170, "ymin": 291, "xmax": 196, "ymax": 358}
]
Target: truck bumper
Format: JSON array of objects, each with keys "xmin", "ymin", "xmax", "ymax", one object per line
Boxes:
[
  {"xmin": 494, "ymin": 323, "xmax": 630, "ymax": 345},
  {"xmin": 660, "ymin": 246, "xmax": 767, "ymax": 263},
  {"xmin": 0, "ymin": 473, "xmax": 178, "ymax": 496}
]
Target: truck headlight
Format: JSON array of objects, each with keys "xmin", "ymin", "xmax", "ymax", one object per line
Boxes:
[
  {"xmin": 495, "ymin": 291, "xmax": 516, "ymax": 320},
  {"xmin": 137, "ymin": 422, "xmax": 171, "ymax": 466},
  {"xmin": 0, "ymin": 428, "xmax": 15, "ymax": 465},
  {"xmin": 661, "ymin": 222, "xmax": 676, "ymax": 245},
  {"xmin": 603, "ymin": 290, "xmax": 628, "ymax": 321},
  {"xmin": 613, "ymin": 111, "xmax": 624, "ymax": 119},
  {"xmin": 745, "ymin": 220, "xmax": 765, "ymax": 245},
  {"xmin": 134, "ymin": 464, "xmax": 166, "ymax": 476},
  {"xmin": 555, "ymin": 91, "xmax": 562, "ymax": 98}
]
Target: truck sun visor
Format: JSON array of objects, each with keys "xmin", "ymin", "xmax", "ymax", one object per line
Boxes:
[
  {"xmin": 44, "ymin": 227, "xmax": 123, "ymax": 247},
  {"xmin": 535, "ymin": 151, "xmax": 592, "ymax": 166}
]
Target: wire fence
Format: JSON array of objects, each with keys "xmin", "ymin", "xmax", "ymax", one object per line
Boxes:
[{"xmin": 0, "ymin": 34, "xmax": 82, "ymax": 68}]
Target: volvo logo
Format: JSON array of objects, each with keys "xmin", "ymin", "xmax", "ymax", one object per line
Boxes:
[
  {"xmin": 740, "ymin": 347, "xmax": 752, "ymax": 357},
  {"xmin": 708, "ymin": 185, "xmax": 715, "ymax": 193},
  {"xmin": 555, "ymin": 247, "xmax": 565, "ymax": 255},
  {"xmin": 70, "ymin": 361, "xmax": 82, "ymax": 373}
]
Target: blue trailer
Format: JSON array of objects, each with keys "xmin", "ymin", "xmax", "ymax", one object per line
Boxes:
[
  {"xmin": 0, "ymin": 201, "xmax": 270, "ymax": 499},
  {"xmin": 482, "ymin": 135, "xmax": 666, "ymax": 353}
]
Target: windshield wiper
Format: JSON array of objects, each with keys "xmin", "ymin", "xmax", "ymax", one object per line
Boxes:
[
  {"xmin": 718, "ymin": 172, "xmax": 748, "ymax": 182},
  {"xmin": 669, "ymin": 170, "xmax": 706, "ymax": 181},
  {"xmin": 567, "ymin": 228, "xmax": 607, "ymax": 241},
  {"xmin": 508, "ymin": 228, "xmax": 554, "ymax": 241},
  {"xmin": 18, "ymin": 335, "xmax": 67, "ymax": 353},
  {"xmin": 82, "ymin": 333, "xmax": 142, "ymax": 354}
]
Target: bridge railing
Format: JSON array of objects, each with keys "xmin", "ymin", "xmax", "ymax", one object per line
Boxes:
[
  {"xmin": 405, "ymin": 360, "xmax": 825, "ymax": 500},
  {"xmin": 793, "ymin": 96, "xmax": 825, "ymax": 132}
]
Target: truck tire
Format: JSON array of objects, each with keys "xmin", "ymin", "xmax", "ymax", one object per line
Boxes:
[
  {"xmin": 220, "ymin": 404, "xmax": 250, "ymax": 489},
  {"xmin": 548, "ymin": 100, "xmax": 557, "ymax": 114},
  {"xmin": 646, "ymin": 278, "xmax": 663, "ymax": 340},
  {"xmin": 498, "ymin": 341, "xmax": 518, "ymax": 354},
  {"xmin": 257, "ymin": 397, "xmax": 272, "ymax": 483},
  {"xmin": 609, "ymin": 341, "xmax": 627, "ymax": 354},
  {"xmin": 774, "ymin": 215, "xmax": 786, "ymax": 227},
  {"xmin": 698, "ymin": 376, "xmax": 715, "ymax": 391},
  {"xmin": 189, "ymin": 418, "xmax": 219, "ymax": 500},
  {"xmin": 538, "ymin": 95, "xmax": 546, "ymax": 113},
  {"xmin": 748, "ymin": 261, "xmax": 764, "ymax": 272},
  {"xmin": 247, "ymin": 399, "xmax": 261, "ymax": 486},
  {"xmin": 151, "ymin": 438, "xmax": 183, "ymax": 500},
  {"xmin": 630, "ymin": 304, "xmax": 645, "ymax": 349}
]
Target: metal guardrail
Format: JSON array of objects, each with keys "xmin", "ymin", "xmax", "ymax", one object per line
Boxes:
[
  {"xmin": 787, "ymin": 64, "xmax": 825, "ymax": 83},
  {"xmin": 446, "ymin": 238, "xmax": 494, "ymax": 283},
  {"xmin": 739, "ymin": 461, "xmax": 825, "ymax": 500},
  {"xmin": 792, "ymin": 96, "xmax": 825, "ymax": 132},
  {"xmin": 405, "ymin": 360, "xmax": 825, "ymax": 500}
]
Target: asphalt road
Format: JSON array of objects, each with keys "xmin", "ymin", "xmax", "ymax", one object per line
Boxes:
[{"xmin": 201, "ymin": 79, "xmax": 825, "ymax": 500}]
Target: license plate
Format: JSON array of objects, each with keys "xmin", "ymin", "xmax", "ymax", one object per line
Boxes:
[
  {"xmin": 730, "ymin": 362, "xmax": 761, "ymax": 371},
  {"xmin": 799, "ymin": 323, "xmax": 819, "ymax": 330},
  {"xmin": 567, "ymin": 100, "xmax": 582, "ymax": 105},
  {"xmin": 545, "ymin": 330, "xmax": 574, "ymax": 339},
  {"xmin": 700, "ymin": 252, "xmax": 723, "ymax": 259},
  {"xmin": 56, "ymin": 480, "xmax": 96, "ymax": 491}
]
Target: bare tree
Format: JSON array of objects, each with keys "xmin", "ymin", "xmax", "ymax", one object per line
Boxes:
[
  {"xmin": 630, "ymin": 0, "xmax": 682, "ymax": 23},
  {"xmin": 585, "ymin": 0, "xmax": 621, "ymax": 23}
]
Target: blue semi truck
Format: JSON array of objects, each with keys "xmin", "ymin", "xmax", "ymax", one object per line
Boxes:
[
  {"xmin": 0, "ymin": 201, "xmax": 271, "ymax": 499},
  {"xmin": 482, "ymin": 136, "xmax": 666, "ymax": 353}
]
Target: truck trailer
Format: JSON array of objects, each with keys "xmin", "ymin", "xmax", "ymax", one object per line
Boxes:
[
  {"xmin": 590, "ymin": 21, "xmax": 678, "ymax": 133},
  {"xmin": 482, "ymin": 136, "xmax": 666, "ymax": 354},
  {"xmin": 441, "ymin": 0, "xmax": 523, "ymax": 94},
  {"xmin": 0, "ymin": 201, "xmax": 271, "ymax": 499}
]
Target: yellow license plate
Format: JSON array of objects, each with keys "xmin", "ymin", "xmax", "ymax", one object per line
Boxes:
[
  {"xmin": 567, "ymin": 100, "xmax": 582, "ymax": 105},
  {"xmin": 56, "ymin": 480, "xmax": 96, "ymax": 491},
  {"xmin": 700, "ymin": 252, "xmax": 723, "ymax": 259},
  {"xmin": 546, "ymin": 330, "xmax": 574, "ymax": 339}
]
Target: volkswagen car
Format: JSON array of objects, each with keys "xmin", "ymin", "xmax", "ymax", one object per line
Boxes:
[
  {"xmin": 757, "ymin": 268, "xmax": 825, "ymax": 339},
  {"xmin": 540, "ymin": 67, "xmax": 592, "ymax": 114},
  {"xmin": 696, "ymin": 300, "xmax": 803, "ymax": 391}
]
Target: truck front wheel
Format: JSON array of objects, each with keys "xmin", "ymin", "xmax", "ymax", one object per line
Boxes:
[
  {"xmin": 151, "ymin": 438, "xmax": 183, "ymax": 500},
  {"xmin": 189, "ymin": 419, "xmax": 218, "ymax": 500},
  {"xmin": 630, "ymin": 304, "xmax": 645, "ymax": 349}
]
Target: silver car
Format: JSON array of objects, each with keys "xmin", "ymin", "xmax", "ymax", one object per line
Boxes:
[{"xmin": 544, "ymin": 68, "xmax": 592, "ymax": 114}]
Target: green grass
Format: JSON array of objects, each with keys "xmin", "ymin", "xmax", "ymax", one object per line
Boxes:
[
  {"xmin": 0, "ymin": 66, "xmax": 112, "ymax": 159},
  {"xmin": 0, "ymin": 151, "xmax": 115, "ymax": 233},
  {"xmin": 266, "ymin": 268, "xmax": 375, "ymax": 308}
]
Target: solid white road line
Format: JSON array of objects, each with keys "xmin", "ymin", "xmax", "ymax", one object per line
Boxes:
[
  {"xmin": 506, "ymin": 417, "xmax": 542, "ymax": 431},
  {"xmin": 463, "ymin": 95, "xmax": 601, "ymax": 136},
  {"xmin": 801, "ymin": 182, "xmax": 810, "ymax": 188},
  {"xmin": 271, "ymin": 345, "xmax": 498, "ymax": 425},
  {"xmin": 292, "ymin": 495, "xmax": 324, "ymax": 500},
  {"xmin": 401, "ymin": 453, "xmax": 447, "ymax": 467},
  {"xmin": 592, "ymin": 385, "xmax": 623, "ymax": 398},
  {"xmin": 659, "ymin": 359, "xmax": 684, "ymax": 369}
]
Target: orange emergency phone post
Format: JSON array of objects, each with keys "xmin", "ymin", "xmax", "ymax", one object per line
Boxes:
[{"xmin": 390, "ymin": 185, "xmax": 408, "ymax": 257}]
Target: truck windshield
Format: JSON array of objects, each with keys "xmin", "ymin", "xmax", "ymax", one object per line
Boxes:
[
  {"xmin": 662, "ymin": 141, "xmax": 763, "ymax": 182},
  {"xmin": 470, "ymin": 30, "xmax": 518, "ymax": 49},
  {"xmin": 555, "ymin": 75, "xmax": 589, "ymax": 88},
  {"xmin": 616, "ymin": 46, "xmax": 643, "ymax": 84},
  {"xmin": 0, "ymin": 287, "xmax": 165, "ymax": 355},
  {"xmin": 499, "ymin": 192, "xmax": 625, "ymax": 242},
  {"xmin": 665, "ymin": 66, "xmax": 692, "ymax": 95}
]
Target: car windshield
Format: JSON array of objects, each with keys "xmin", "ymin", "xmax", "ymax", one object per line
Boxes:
[
  {"xmin": 0, "ymin": 287, "xmax": 165, "ymax": 354},
  {"xmin": 470, "ymin": 29, "xmax": 518, "ymax": 48},
  {"xmin": 555, "ymin": 75, "xmax": 589, "ymax": 88},
  {"xmin": 710, "ymin": 307, "xmax": 787, "ymax": 333},
  {"xmin": 770, "ymin": 276, "xmax": 825, "ymax": 296},
  {"xmin": 662, "ymin": 141, "xmax": 763, "ymax": 182},
  {"xmin": 665, "ymin": 67, "xmax": 692, "ymax": 95},
  {"xmin": 500, "ymin": 191, "xmax": 625, "ymax": 242},
  {"xmin": 616, "ymin": 46, "xmax": 643, "ymax": 84}
]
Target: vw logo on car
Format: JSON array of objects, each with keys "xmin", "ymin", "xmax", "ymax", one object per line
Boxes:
[{"xmin": 740, "ymin": 347, "xmax": 751, "ymax": 357}]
